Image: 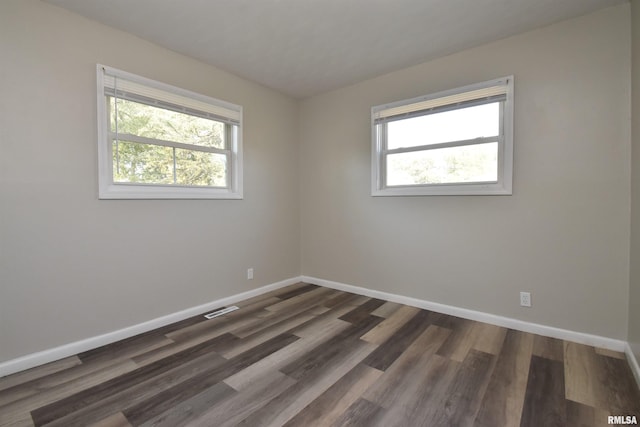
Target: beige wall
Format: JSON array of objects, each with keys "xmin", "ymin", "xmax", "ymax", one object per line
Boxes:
[
  {"xmin": 300, "ymin": 5, "xmax": 631, "ymax": 339},
  {"xmin": 0, "ymin": 0, "xmax": 300, "ymax": 363},
  {"xmin": 630, "ymin": 0, "xmax": 640, "ymax": 360}
]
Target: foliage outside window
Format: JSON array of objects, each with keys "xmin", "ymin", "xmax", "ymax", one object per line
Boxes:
[
  {"xmin": 97, "ymin": 65, "xmax": 243, "ymax": 199},
  {"xmin": 371, "ymin": 76, "xmax": 513, "ymax": 196}
]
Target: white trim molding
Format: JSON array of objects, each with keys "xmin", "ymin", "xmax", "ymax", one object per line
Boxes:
[
  {"xmin": 301, "ymin": 275, "xmax": 627, "ymax": 352},
  {"xmin": 626, "ymin": 343, "xmax": 640, "ymax": 388},
  {"xmin": 0, "ymin": 277, "xmax": 301, "ymax": 378}
]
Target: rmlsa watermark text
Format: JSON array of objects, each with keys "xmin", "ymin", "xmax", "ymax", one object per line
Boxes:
[{"xmin": 608, "ymin": 415, "xmax": 638, "ymax": 425}]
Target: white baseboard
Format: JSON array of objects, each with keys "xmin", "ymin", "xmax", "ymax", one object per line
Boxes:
[
  {"xmin": 626, "ymin": 343, "xmax": 640, "ymax": 388},
  {"xmin": 301, "ymin": 275, "xmax": 627, "ymax": 352},
  {"xmin": 0, "ymin": 276, "xmax": 302, "ymax": 378}
]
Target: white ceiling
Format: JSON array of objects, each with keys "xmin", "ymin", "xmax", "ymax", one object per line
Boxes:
[{"xmin": 44, "ymin": 0, "xmax": 625, "ymax": 98}]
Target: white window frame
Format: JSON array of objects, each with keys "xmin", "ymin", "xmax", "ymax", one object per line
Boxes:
[
  {"xmin": 96, "ymin": 64, "xmax": 243, "ymax": 199},
  {"xmin": 371, "ymin": 76, "xmax": 514, "ymax": 196}
]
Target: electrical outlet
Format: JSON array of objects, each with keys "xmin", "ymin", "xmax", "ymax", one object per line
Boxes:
[
  {"xmin": 520, "ymin": 291, "xmax": 531, "ymax": 307},
  {"xmin": 247, "ymin": 268, "xmax": 254, "ymax": 280}
]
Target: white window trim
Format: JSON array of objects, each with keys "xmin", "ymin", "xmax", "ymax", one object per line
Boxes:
[
  {"xmin": 371, "ymin": 76, "xmax": 514, "ymax": 196},
  {"xmin": 96, "ymin": 64, "xmax": 243, "ymax": 200}
]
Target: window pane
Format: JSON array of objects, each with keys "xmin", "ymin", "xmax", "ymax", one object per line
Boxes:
[
  {"xmin": 387, "ymin": 102, "xmax": 499, "ymax": 149},
  {"xmin": 175, "ymin": 149, "xmax": 227, "ymax": 187},
  {"xmin": 113, "ymin": 140, "xmax": 173, "ymax": 184},
  {"xmin": 110, "ymin": 97, "xmax": 225, "ymax": 149},
  {"xmin": 386, "ymin": 142, "xmax": 498, "ymax": 186}
]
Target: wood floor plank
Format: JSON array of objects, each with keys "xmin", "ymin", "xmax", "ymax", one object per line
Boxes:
[
  {"xmin": 362, "ymin": 324, "xmax": 451, "ymax": 409},
  {"xmin": 0, "ymin": 357, "xmax": 138, "ymax": 408},
  {"xmin": 288, "ymin": 301, "xmax": 367, "ymax": 338},
  {"xmin": 0, "ymin": 414, "xmax": 35, "ymax": 427},
  {"xmin": 131, "ymin": 329, "xmax": 245, "ymax": 368},
  {"xmin": 322, "ymin": 291, "xmax": 362, "ymax": 308},
  {"xmin": 230, "ymin": 300, "xmax": 320, "ymax": 339},
  {"xmin": 565, "ymin": 399, "xmax": 595, "ymax": 427},
  {"xmin": 474, "ymin": 329, "xmax": 534, "ymax": 427},
  {"xmin": 274, "ymin": 283, "xmax": 319, "ymax": 301},
  {"xmin": 338, "ymin": 298, "xmax": 386, "ymax": 324},
  {"xmin": 532, "ymin": 335, "xmax": 564, "ymax": 362},
  {"xmin": 429, "ymin": 310, "xmax": 465, "ymax": 329},
  {"xmin": 283, "ymin": 363, "xmax": 382, "ymax": 427},
  {"xmin": 236, "ymin": 338, "xmax": 377, "ymax": 427},
  {"xmin": 0, "ymin": 356, "xmax": 82, "ymax": 392},
  {"xmin": 122, "ymin": 333, "xmax": 299, "ymax": 426},
  {"xmin": 371, "ymin": 354, "xmax": 459, "ymax": 427},
  {"xmin": 148, "ymin": 314, "xmax": 209, "ymax": 338},
  {"xmin": 226, "ymin": 296, "xmax": 287, "ymax": 318},
  {"xmin": 400, "ymin": 356, "xmax": 462, "ymax": 427},
  {"xmin": 131, "ymin": 336, "xmax": 221, "ymax": 368},
  {"xmin": 594, "ymin": 406, "xmax": 618, "ymax": 426},
  {"xmin": 564, "ymin": 342, "xmax": 602, "ymax": 409},
  {"xmin": 362, "ymin": 309, "xmax": 431, "ymax": 371},
  {"xmin": 263, "ymin": 287, "xmax": 335, "ymax": 313},
  {"xmin": 137, "ymin": 381, "xmax": 236, "ymax": 427},
  {"xmin": 420, "ymin": 349, "xmax": 496, "ymax": 427},
  {"xmin": 224, "ymin": 318, "xmax": 351, "ymax": 391},
  {"xmin": 280, "ymin": 319, "xmax": 382, "ymax": 381},
  {"xmin": 189, "ymin": 370, "xmax": 296, "ymax": 427},
  {"xmin": 370, "ymin": 301, "xmax": 403, "ymax": 318},
  {"xmin": 31, "ymin": 351, "xmax": 229, "ymax": 427},
  {"xmin": 599, "ymin": 353, "xmax": 640, "ymax": 413},
  {"xmin": 360, "ymin": 305, "xmax": 421, "ymax": 345},
  {"xmin": 331, "ymin": 398, "xmax": 385, "ymax": 427},
  {"xmin": 345, "ymin": 294, "xmax": 376, "ymax": 306},
  {"xmin": 435, "ymin": 316, "xmax": 475, "ymax": 362},
  {"xmin": 78, "ymin": 332, "xmax": 174, "ymax": 365},
  {"xmin": 520, "ymin": 356, "xmax": 566, "ymax": 427},
  {"xmin": 594, "ymin": 347, "xmax": 626, "ymax": 359},
  {"xmin": 0, "ymin": 359, "xmax": 139, "ymax": 425},
  {"xmin": 435, "ymin": 319, "xmax": 507, "ymax": 363},
  {"xmin": 307, "ymin": 305, "xmax": 331, "ymax": 315},
  {"xmin": 221, "ymin": 312, "xmax": 315, "ymax": 358},
  {"xmin": 29, "ymin": 333, "xmax": 237, "ymax": 426},
  {"xmin": 89, "ymin": 412, "xmax": 133, "ymax": 427},
  {"xmin": 471, "ymin": 322, "xmax": 507, "ymax": 356}
]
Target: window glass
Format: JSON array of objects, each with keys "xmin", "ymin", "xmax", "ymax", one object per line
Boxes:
[
  {"xmin": 386, "ymin": 102, "xmax": 499, "ymax": 149},
  {"xmin": 175, "ymin": 150, "xmax": 227, "ymax": 187},
  {"xmin": 386, "ymin": 143, "xmax": 498, "ymax": 186},
  {"xmin": 112, "ymin": 140, "xmax": 173, "ymax": 184},
  {"xmin": 109, "ymin": 97, "xmax": 226, "ymax": 149}
]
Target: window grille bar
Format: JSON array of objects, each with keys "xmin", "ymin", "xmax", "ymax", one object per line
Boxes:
[
  {"xmin": 384, "ymin": 136, "xmax": 500, "ymax": 155},
  {"xmin": 173, "ymin": 147, "xmax": 177, "ymax": 184},
  {"xmin": 108, "ymin": 132, "xmax": 229, "ymax": 155}
]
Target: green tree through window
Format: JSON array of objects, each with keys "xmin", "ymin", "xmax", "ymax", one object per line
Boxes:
[{"xmin": 110, "ymin": 97, "xmax": 227, "ymax": 187}]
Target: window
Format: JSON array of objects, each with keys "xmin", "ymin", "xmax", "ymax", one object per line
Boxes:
[
  {"xmin": 97, "ymin": 65, "xmax": 243, "ymax": 199},
  {"xmin": 371, "ymin": 76, "xmax": 513, "ymax": 196}
]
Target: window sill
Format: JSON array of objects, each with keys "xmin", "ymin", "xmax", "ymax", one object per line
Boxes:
[
  {"xmin": 98, "ymin": 183, "xmax": 243, "ymax": 200},
  {"xmin": 371, "ymin": 183, "xmax": 512, "ymax": 196}
]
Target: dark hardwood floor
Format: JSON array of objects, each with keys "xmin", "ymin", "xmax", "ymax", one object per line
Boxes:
[{"xmin": 1, "ymin": 282, "xmax": 639, "ymax": 426}]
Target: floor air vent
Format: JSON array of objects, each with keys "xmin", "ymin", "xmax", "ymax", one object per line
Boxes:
[{"xmin": 204, "ymin": 306, "xmax": 239, "ymax": 319}]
